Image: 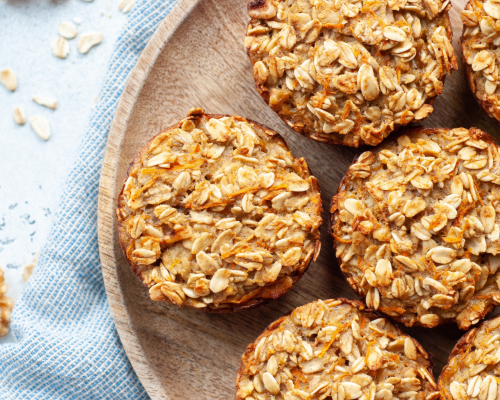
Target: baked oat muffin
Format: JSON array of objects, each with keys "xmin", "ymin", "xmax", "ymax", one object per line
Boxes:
[
  {"xmin": 461, "ymin": 0, "xmax": 500, "ymax": 123},
  {"xmin": 0, "ymin": 266, "xmax": 14, "ymax": 337},
  {"xmin": 116, "ymin": 108, "xmax": 322, "ymax": 312},
  {"xmin": 330, "ymin": 127, "xmax": 500, "ymax": 329},
  {"xmin": 245, "ymin": 0, "xmax": 457, "ymax": 147},
  {"xmin": 439, "ymin": 314, "xmax": 500, "ymax": 400},
  {"xmin": 235, "ymin": 298, "xmax": 439, "ymax": 400}
]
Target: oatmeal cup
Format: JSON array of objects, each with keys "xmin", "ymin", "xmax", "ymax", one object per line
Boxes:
[
  {"xmin": 439, "ymin": 313, "xmax": 500, "ymax": 400},
  {"xmin": 116, "ymin": 108, "xmax": 322, "ymax": 312},
  {"xmin": 461, "ymin": 0, "xmax": 500, "ymax": 123},
  {"xmin": 330, "ymin": 127, "xmax": 500, "ymax": 329},
  {"xmin": 245, "ymin": 0, "xmax": 457, "ymax": 147},
  {"xmin": 0, "ymin": 266, "xmax": 14, "ymax": 338},
  {"xmin": 235, "ymin": 298, "xmax": 440, "ymax": 400}
]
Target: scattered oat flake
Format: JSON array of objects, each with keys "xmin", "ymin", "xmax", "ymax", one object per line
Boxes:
[
  {"xmin": 30, "ymin": 116, "xmax": 51, "ymax": 141},
  {"xmin": 22, "ymin": 254, "xmax": 37, "ymax": 283},
  {"xmin": 13, "ymin": 106, "xmax": 27, "ymax": 125},
  {"xmin": 78, "ymin": 32, "xmax": 103, "ymax": 54},
  {"xmin": 119, "ymin": 0, "xmax": 134, "ymax": 13},
  {"xmin": 73, "ymin": 17, "xmax": 82, "ymax": 25},
  {"xmin": 33, "ymin": 96, "xmax": 58, "ymax": 110},
  {"xmin": 58, "ymin": 21, "xmax": 78, "ymax": 39},
  {"xmin": 52, "ymin": 37, "xmax": 70, "ymax": 59},
  {"xmin": 0, "ymin": 68, "xmax": 17, "ymax": 91}
]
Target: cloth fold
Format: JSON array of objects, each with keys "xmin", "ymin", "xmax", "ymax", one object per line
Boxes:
[{"xmin": 0, "ymin": 1, "xmax": 178, "ymax": 398}]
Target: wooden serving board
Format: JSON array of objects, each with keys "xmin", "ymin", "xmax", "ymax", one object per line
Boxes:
[{"xmin": 97, "ymin": 1, "xmax": 500, "ymax": 398}]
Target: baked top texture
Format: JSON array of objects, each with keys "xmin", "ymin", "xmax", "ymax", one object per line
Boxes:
[
  {"xmin": 461, "ymin": 0, "xmax": 500, "ymax": 123},
  {"xmin": 235, "ymin": 298, "xmax": 439, "ymax": 400},
  {"xmin": 0, "ymin": 266, "xmax": 13, "ymax": 338},
  {"xmin": 330, "ymin": 127, "xmax": 500, "ymax": 329},
  {"xmin": 245, "ymin": 0, "xmax": 457, "ymax": 147},
  {"xmin": 116, "ymin": 108, "xmax": 322, "ymax": 312},
  {"xmin": 439, "ymin": 314, "xmax": 500, "ymax": 400}
]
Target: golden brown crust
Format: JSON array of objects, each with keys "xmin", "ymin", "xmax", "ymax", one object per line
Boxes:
[
  {"xmin": 462, "ymin": 45, "xmax": 499, "ymax": 122},
  {"xmin": 117, "ymin": 110, "xmax": 323, "ymax": 313},
  {"xmin": 0, "ymin": 266, "xmax": 14, "ymax": 337},
  {"xmin": 461, "ymin": 0, "xmax": 500, "ymax": 123},
  {"xmin": 463, "ymin": 56, "xmax": 500, "ymax": 123},
  {"xmin": 330, "ymin": 127, "xmax": 500, "ymax": 329},
  {"xmin": 235, "ymin": 298, "xmax": 438, "ymax": 400},
  {"xmin": 249, "ymin": 0, "xmax": 269, "ymax": 11},
  {"xmin": 438, "ymin": 314, "xmax": 500, "ymax": 400}
]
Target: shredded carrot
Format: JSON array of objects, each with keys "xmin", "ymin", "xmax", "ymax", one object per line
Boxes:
[
  {"xmin": 474, "ymin": 295, "xmax": 494, "ymax": 300},
  {"xmin": 378, "ymin": 306, "xmax": 406, "ymax": 315},
  {"xmin": 190, "ymin": 144, "xmax": 201, "ymax": 154},
  {"xmin": 227, "ymin": 185, "xmax": 261, "ymax": 198},
  {"xmin": 333, "ymin": 234, "xmax": 352, "ymax": 244},
  {"xmin": 441, "ymin": 236, "xmax": 463, "ymax": 244},
  {"xmin": 267, "ymin": 183, "xmax": 288, "ymax": 192},
  {"xmin": 360, "ymin": 0, "xmax": 380, "ymax": 12},
  {"xmin": 161, "ymin": 229, "xmax": 192, "ymax": 245},
  {"xmin": 342, "ymin": 102, "xmax": 352, "ymax": 121},
  {"xmin": 400, "ymin": 109, "xmax": 410, "ymax": 124},
  {"xmin": 290, "ymin": 368, "xmax": 308, "ymax": 386},
  {"xmin": 318, "ymin": 322, "xmax": 350, "ymax": 358},
  {"xmin": 454, "ymin": 202, "xmax": 474, "ymax": 227},
  {"xmin": 221, "ymin": 238, "xmax": 256, "ymax": 259},
  {"xmin": 126, "ymin": 240, "xmax": 135, "ymax": 258},
  {"xmin": 322, "ymin": 23, "xmax": 345, "ymax": 29},
  {"xmin": 318, "ymin": 335, "xmax": 336, "ymax": 359},
  {"xmin": 261, "ymin": 189, "xmax": 286, "ymax": 202},
  {"xmin": 142, "ymin": 158, "xmax": 206, "ymax": 175},
  {"xmin": 474, "ymin": 181, "xmax": 485, "ymax": 206},
  {"xmin": 131, "ymin": 173, "xmax": 161, "ymax": 200},
  {"xmin": 368, "ymin": 11, "xmax": 386, "ymax": 28}
]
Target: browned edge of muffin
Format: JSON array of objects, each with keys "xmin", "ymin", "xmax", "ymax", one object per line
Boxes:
[
  {"xmin": 116, "ymin": 109, "xmax": 323, "ymax": 313},
  {"xmin": 437, "ymin": 315, "xmax": 490, "ymax": 400},
  {"xmin": 234, "ymin": 297, "xmax": 436, "ymax": 400},
  {"xmin": 461, "ymin": 5, "xmax": 500, "ymax": 124},
  {"xmin": 328, "ymin": 126, "xmax": 498, "ymax": 328}
]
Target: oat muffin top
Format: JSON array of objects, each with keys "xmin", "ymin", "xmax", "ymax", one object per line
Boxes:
[
  {"xmin": 330, "ymin": 127, "xmax": 500, "ymax": 329},
  {"xmin": 116, "ymin": 109, "xmax": 322, "ymax": 312},
  {"xmin": 439, "ymin": 314, "xmax": 500, "ymax": 400},
  {"xmin": 235, "ymin": 298, "xmax": 439, "ymax": 400},
  {"xmin": 461, "ymin": 0, "xmax": 500, "ymax": 123},
  {"xmin": 245, "ymin": 0, "xmax": 457, "ymax": 147},
  {"xmin": 0, "ymin": 266, "xmax": 14, "ymax": 338}
]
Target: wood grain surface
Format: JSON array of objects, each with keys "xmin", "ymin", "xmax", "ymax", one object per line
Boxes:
[{"xmin": 97, "ymin": 0, "xmax": 500, "ymax": 399}]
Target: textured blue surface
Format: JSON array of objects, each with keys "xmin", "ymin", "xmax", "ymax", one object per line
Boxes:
[{"xmin": 0, "ymin": 1, "xmax": 178, "ymax": 398}]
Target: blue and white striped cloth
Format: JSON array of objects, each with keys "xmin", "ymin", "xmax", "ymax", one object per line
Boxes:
[{"xmin": 0, "ymin": 1, "xmax": 179, "ymax": 398}]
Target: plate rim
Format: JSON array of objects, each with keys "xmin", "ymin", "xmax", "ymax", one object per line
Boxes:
[{"xmin": 97, "ymin": 1, "xmax": 201, "ymax": 399}]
